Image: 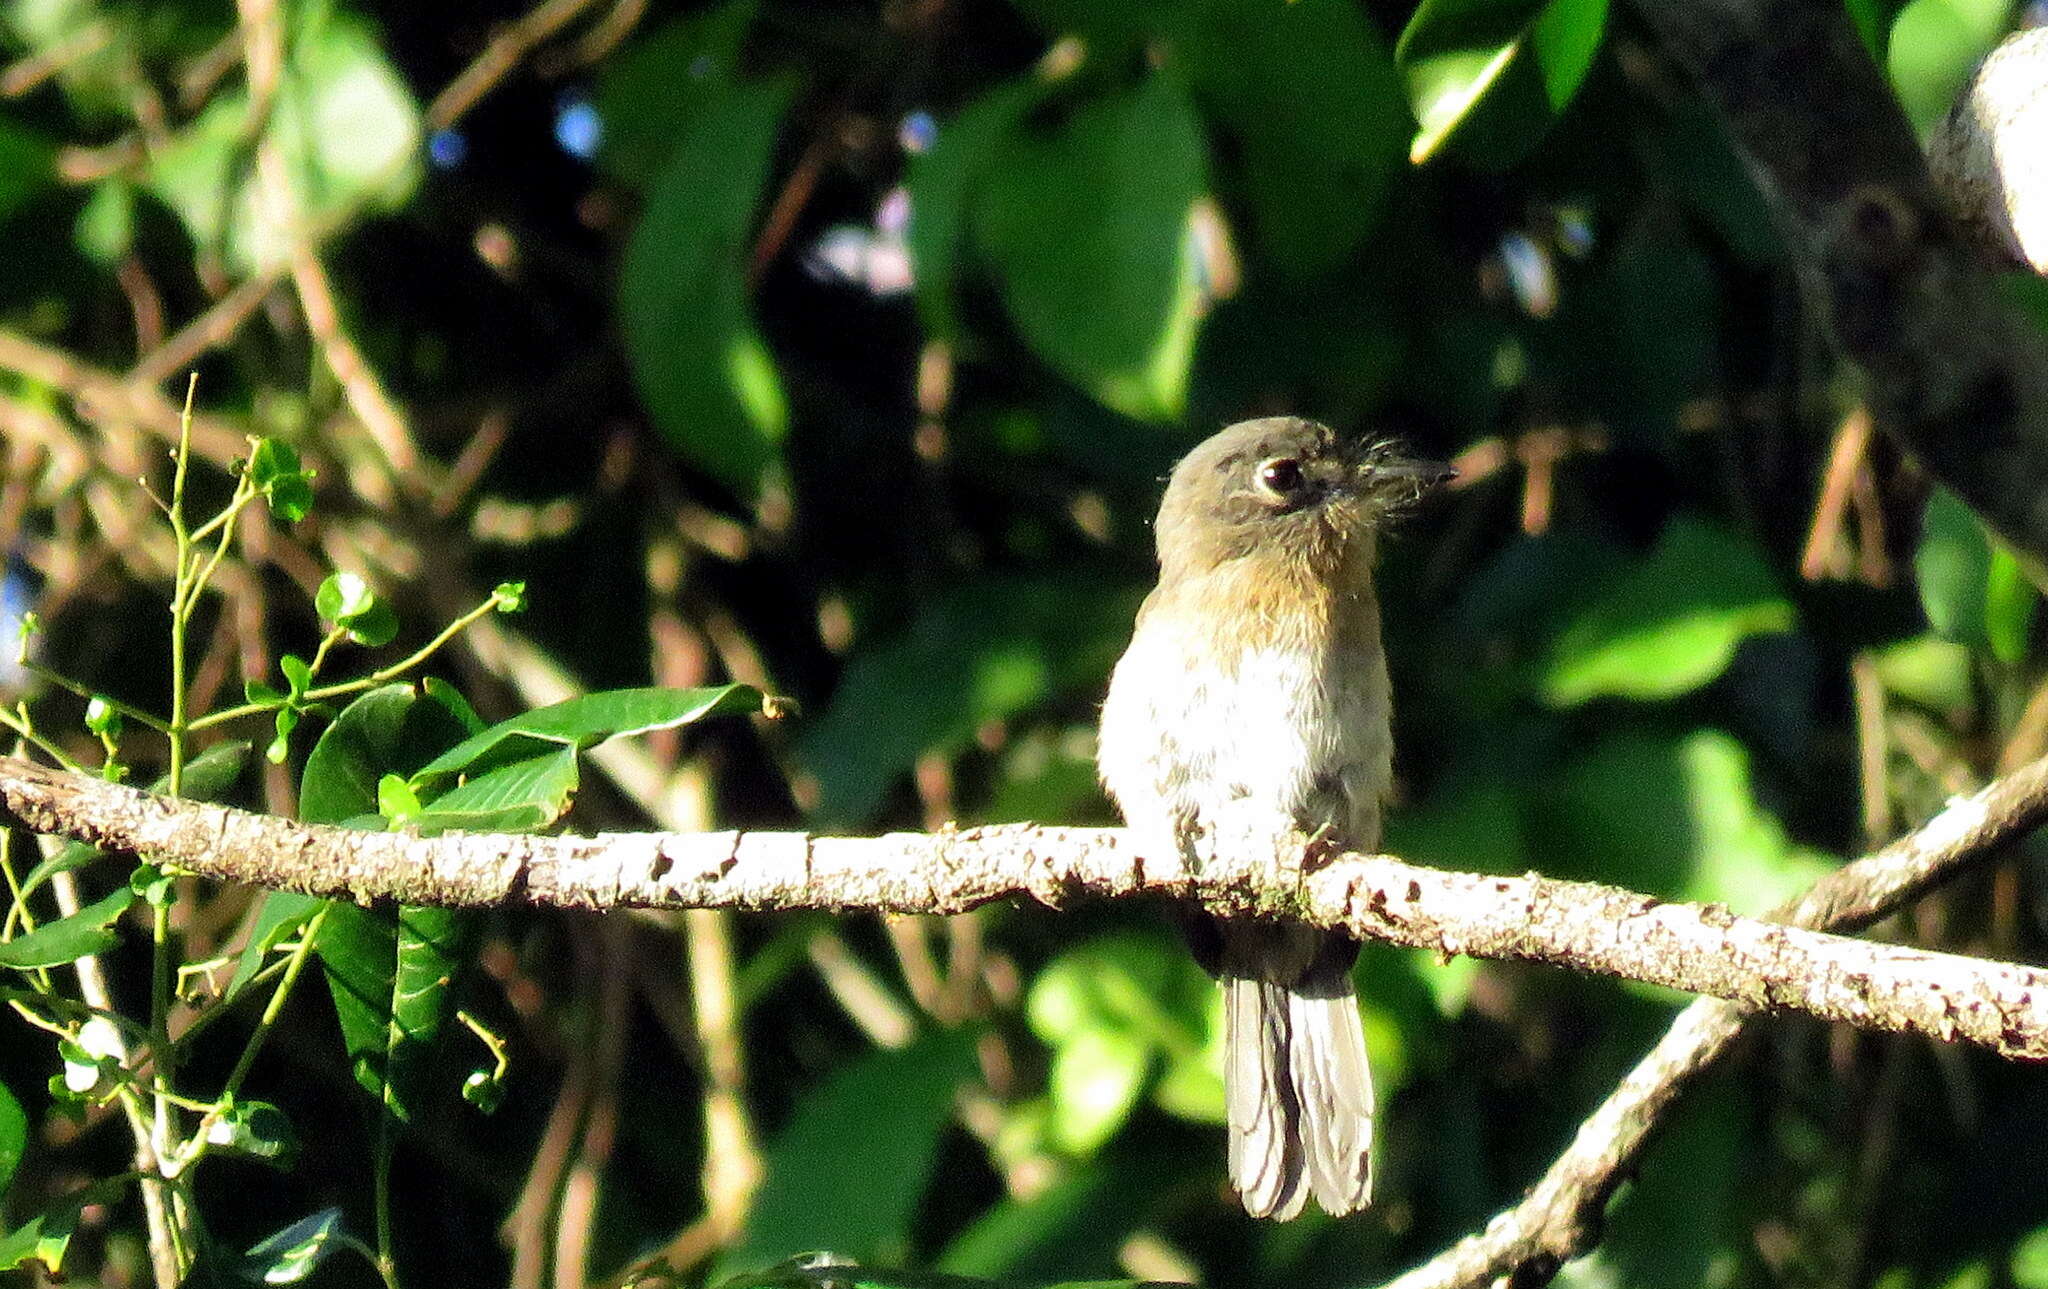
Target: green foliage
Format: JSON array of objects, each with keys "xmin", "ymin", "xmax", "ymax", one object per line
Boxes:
[
  {"xmin": 1543, "ymin": 516, "xmax": 1794, "ymax": 705},
  {"xmin": 717, "ymin": 1030, "xmax": 981, "ymax": 1281},
  {"xmin": 4, "ymin": 1, "xmax": 2046, "ymax": 1286},
  {"xmin": 1027, "ymin": 932, "xmax": 1222, "ymax": 1152},
  {"xmin": 237, "ymin": 1207, "xmax": 347, "ymax": 1285},
  {"xmin": 1918, "ymin": 486, "xmax": 2039, "ymax": 663},
  {"xmin": 0, "ymin": 1080, "xmax": 22, "ymax": 1193},
  {"xmin": 619, "ymin": 75, "xmax": 794, "ymax": 495},
  {"xmin": 0, "ymin": 886, "xmax": 135, "ymax": 969},
  {"xmin": 1887, "ymin": 0, "xmax": 2017, "ymax": 129},
  {"xmin": 973, "ymin": 74, "xmax": 1207, "ymax": 421},
  {"xmin": 1397, "ymin": 0, "xmax": 1608, "ymax": 164},
  {"xmin": 1181, "ymin": 0, "xmax": 1409, "ymax": 279},
  {"xmin": 800, "ymin": 577, "xmax": 1135, "ymax": 822},
  {"xmin": 146, "ymin": 4, "xmax": 418, "ymax": 269}
]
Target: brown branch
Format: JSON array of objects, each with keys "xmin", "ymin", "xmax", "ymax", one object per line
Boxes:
[
  {"xmin": 425, "ymin": 0, "xmax": 608, "ymax": 132},
  {"xmin": 3, "ymin": 755, "xmax": 2048, "ymax": 1062},
  {"xmin": 1384, "ymin": 727, "xmax": 2048, "ymax": 1289}
]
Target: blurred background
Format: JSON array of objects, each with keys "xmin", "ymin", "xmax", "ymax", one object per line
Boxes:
[{"xmin": 4, "ymin": 0, "xmax": 2048, "ymax": 1285}]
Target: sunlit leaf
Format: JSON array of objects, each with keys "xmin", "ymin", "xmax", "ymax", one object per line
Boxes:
[
  {"xmin": 412, "ymin": 745, "xmax": 581, "ymax": 833},
  {"xmin": 410, "ymin": 684, "xmax": 765, "ymax": 787},
  {"xmin": 1543, "ymin": 517, "xmax": 1793, "ymax": 705},
  {"xmin": 316, "ymin": 902, "xmax": 469, "ymax": 1121},
  {"xmin": 974, "ymin": 73, "xmax": 1208, "ymax": 420},
  {"xmin": 240, "ymin": 1207, "xmax": 345, "ymax": 1285},
  {"xmin": 301, "ymin": 686, "xmax": 477, "ymax": 1121},
  {"xmin": 1888, "ymin": 0, "xmax": 2013, "ymax": 131},
  {"xmin": 222, "ymin": 892, "xmax": 322, "ymax": 1008},
  {"xmin": 203, "ymin": 1100, "xmax": 300, "ymax": 1169},
  {"xmin": 0, "ymin": 1180, "xmax": 127, "ymax": 1276},
  {"xmin": 619, "ymin": 76, "xmax": 794, "ymax": 495},
  {"xmin": 145, "ymin": 8, "xmax": 418, "ymax": 270},
  {"xmin": 1397, "ymin": 0, "xmax": 1607, "ymax": 165},
  {"xmin": 1182, "ymin": 0, "xmax": 1409, "ymax": 278},
  {"xmin": 0, "ymin": 885, "xmax": 136, "ymax": 969}
]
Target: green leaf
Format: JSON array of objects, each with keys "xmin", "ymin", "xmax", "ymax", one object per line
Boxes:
[
  {"xmin": 716, "ymin": 1031, "xmax": 979, "ymax": 1281},
  {"xmin": 0, "ymin": 885, "xmax": 137, "ymax": 969},
  {"xmin": 0, "ymin": 1079, "xmax": 24, "ymax": 1192},
  {"xmin": 74, "ymin": 178, "xmax": 135, "ymax": 263},
  {"xmin": 239, "ymin": 1207, "xmax": 345, "ymax": 1285},
  {"xmin": 974, "ymin": 74, "xmax": 1208, "ymax": 420},
  {"xmin": 300, "ymin": 684, "xmax": 477, "ymax": 825},
  {"xmin": 300, "ymin": 685, "xmax": 480, "ymax": 1120},
  {"xmin": 248, "ymin": 438, "xmax": 316, "ymax": 522},
  {"xmin": 1045, "ymin": 1028, "xmax": 1149, "ymax": 1154},
  {"xmin": 316, "ymin": 902, "xmax": 469, "ymax": 1121},
  {"xmin": 1538, "ymin": 730, "xmax": 1831, "ymax": 912},
  {"xmin": 490, "ymin": 581, "xmax": 528, "ymax": 614},
  {"xmin": 2014, "ymin": 1224, "xmax": 2048, "ymax": 1289},
  {"xmin": 596, "ymin": 0, "xmax": 759, "ymax": 184},
  {"xmin": 1542, "ymin": 516, "xmax": 1793, "ymax": 705},
  {"xmin": 146, "ymin": 8, "xmax": 419, "ymax": 270},
  {"xmin": 1181, "ymin": 0, "xmax": 1410, "ymax": 278},
  {"xmin": 203, "ymin": 1100, "xmax": 300, "ymax": 1169},
  {"xmin": 1915, "ymin": 486, "xmax": 2038, "ymax": 660},
  {"xmin": 410, "ymin": 746, "xmax": 581, "ymax": 833},
  {"xmin": 619, "ymin": 76, "xmax": 793, "ymax": 495},
  {"xmin": 1029, "ymin": 932, "xmax": 1220, "ymax": 1146},
  {"xmin": 21, "ymin": 742, "xmax": 249, "ymax": 898},
  {"xmin": 222, "ymin": 892, "xmax": 323, "ymax": 1008},
  {"xmin": 410, "ymin": 684, "xmax": 765, "ymax": 788},
  {"xmin": 905, "ymin": 78, "xmax": 1044, "ymax": 344},
  {"xmin": 0, "ymin": 117, "xmax": 56, "ymax": 225},
  {"xmin": 1986, "ymin": 543, "xmax": 2038, "ymax": 664},
  {"xmin": 130, "ymin": 862, "xmax": 175, "ymax": 908},
  {"xmin": 1396, "ymin": 0, "xmax": 1607, "ymax": 166},
  {"xmin": 316, "ymin": 572, "xmax": 398, "ymax": 647},
  {"xmin": 1597, "ymin": 1067, "xmax": 1751, "ymax": 1287},
  {"xmin": 1887, "ymin": 0, "xmax": 2013, "ymax": 132},
  {"xmin": 798, "ymin": 576, "xmax": 1137, "ymax": 823},
  {"xmin": 0, "ymin": 1180, "xmax": 127, "ymax": 1277}
]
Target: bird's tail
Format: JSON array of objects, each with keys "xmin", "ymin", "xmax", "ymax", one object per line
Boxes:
[{"xmin": 1223, "ymin": 961, "xmax": 1374, "ymax": 1219}]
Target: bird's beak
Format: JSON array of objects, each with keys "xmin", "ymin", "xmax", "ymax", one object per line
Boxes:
[
  {"xmin": 1371, "ymin": 458, "xmax": 1457, "ymax": 489},
  {"xmin": 1354, "ymin": 452, "xmax": 1456, "ymax": 503}
]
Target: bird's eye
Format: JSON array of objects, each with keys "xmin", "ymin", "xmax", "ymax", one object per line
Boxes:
[{"xmin": 1256, "ymin": 457, "xmax": 1305, "ymax": 499}]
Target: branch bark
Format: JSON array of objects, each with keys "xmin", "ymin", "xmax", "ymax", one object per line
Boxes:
[{"xmin": 4, "ymin": 754, "xmax": 2048, "ymax": 1062}]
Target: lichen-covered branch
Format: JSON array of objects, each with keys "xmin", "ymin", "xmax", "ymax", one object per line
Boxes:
[{"xmin": 3, "ymin": 754, "xmax": 2048, "ymax": 1064}]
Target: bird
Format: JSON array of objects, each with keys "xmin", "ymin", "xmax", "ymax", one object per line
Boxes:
[{"xmin": 1096, "ymin": 416, "xmax": 1450, "ymax": 1220}]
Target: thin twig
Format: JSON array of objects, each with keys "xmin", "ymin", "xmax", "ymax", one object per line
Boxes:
[{"xmin": 426, "ymin": 0, "xmax": 609, "ymax": 131}]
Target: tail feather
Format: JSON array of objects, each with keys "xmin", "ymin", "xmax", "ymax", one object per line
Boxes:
[{"xmin": 1222, "ymin": 959, "xmax": 1374, "ymax": 1219}]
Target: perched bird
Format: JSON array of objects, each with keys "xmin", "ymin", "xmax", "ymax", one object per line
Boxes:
[{"xmin": 1096, "ymin": 417, "xmax": 1450, "ymax": 1220}]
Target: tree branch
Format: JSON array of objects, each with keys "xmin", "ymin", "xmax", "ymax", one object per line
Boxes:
[
  {"xmin": 4, "ymin": 754, "xmax": 2048, "ymax": 1062},
  {"xmin": 1385, "ymin": 740, "xmax": 2048, "ymax": 1287},
  {"xmin": 1629, "ymin": 0, "xmax": 2048, "ymax": 568}
]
